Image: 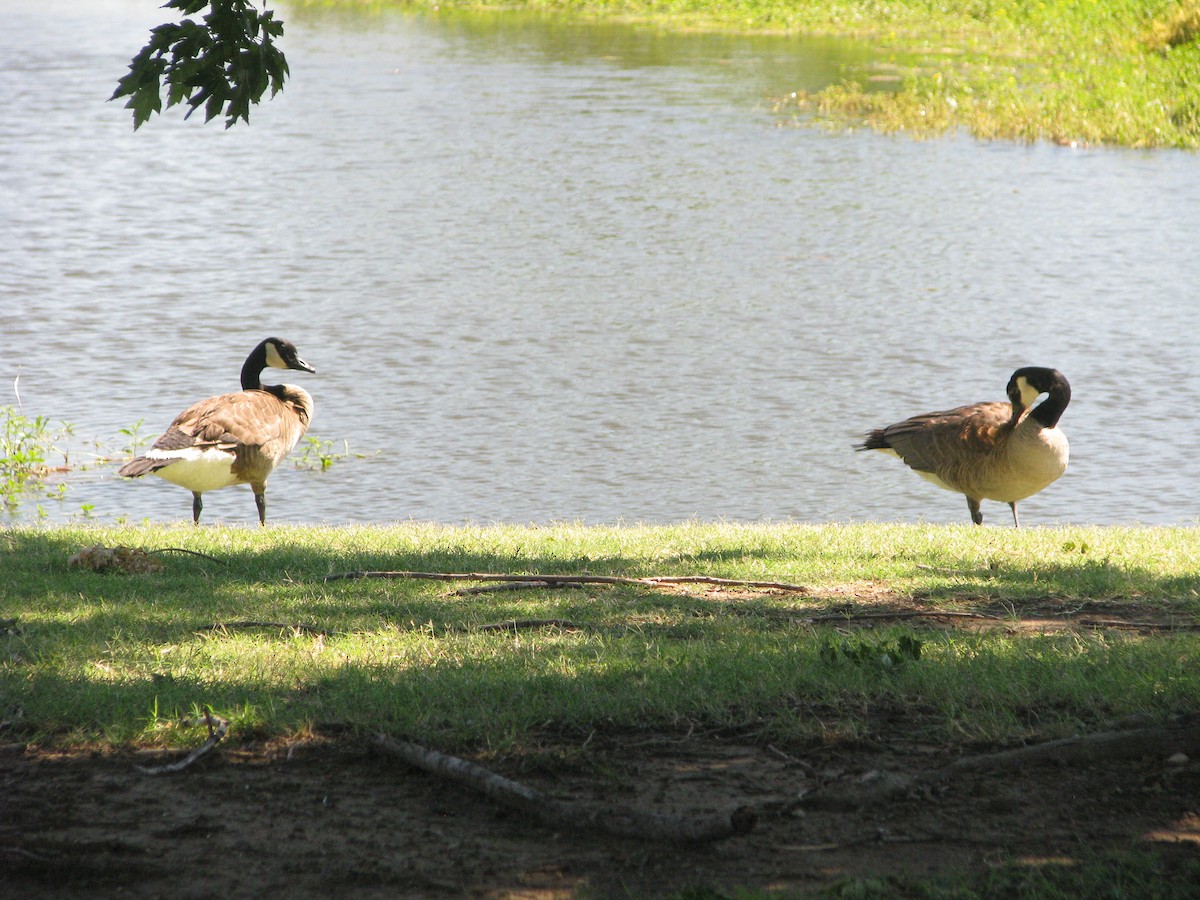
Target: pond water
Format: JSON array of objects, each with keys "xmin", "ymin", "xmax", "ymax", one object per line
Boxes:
[{"xmin": 2, "ymin": 0, "xmax": 1199, "ymax": 527}]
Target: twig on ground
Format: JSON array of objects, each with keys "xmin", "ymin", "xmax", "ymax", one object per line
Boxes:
[
  {"xmin": 1077, "ymin": 618, "xmax": 1200, "ymax": 631},
  {"xmin": 324, "ymin": 570, "xmax": 809, "ymax": 593},
  {"xmin": 137, "ymin": 709, "xmax": 229, "ymax": 775},
  {"xmin": 374, "ymin": 734, "xmax": 755, "ymax": 844},
  {"xmin": 809, "ymin": 610, "xmax": 998, "ymax": 624},
  {"xmin": 799, "ymin": 720, "xmax": 1200, "ymax": 809},
  {"xmin": 454, "ymin": 581, "xmax": 552, "ymax": 595},
  {"xmin": 946, "ymin": 721, "xmax": 1200, "ymax": 772}
]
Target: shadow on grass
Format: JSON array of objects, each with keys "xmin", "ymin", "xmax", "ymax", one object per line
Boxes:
[
  {"xmin": 3, "ymin": 526, "xmax": 1199, "ymax": 749},
  {"xmin": 4, "ymin": 526, "xmax": 1199, "ymax": 634}
]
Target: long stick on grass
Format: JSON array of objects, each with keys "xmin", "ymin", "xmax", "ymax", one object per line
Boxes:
[
  {"xmin": 374, "ymin": 735, "xmax": 755, "ymax": 844},
  {"xmin": 137, "ymin": 709, "xmax": 228, "ymax": 775},
  {"xmin": 325, "ymin": 570, "xmax": 809, "ymax": 592},
  {"xmin": 809, "ymin": 610, "xmax": 998, "ymax": 623}
]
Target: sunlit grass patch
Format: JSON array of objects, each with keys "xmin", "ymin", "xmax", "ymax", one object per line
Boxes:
[
  {"xmin": 2, "ymin": 523, "xmax": 1198, "ymax": 751},
  {"xmin": 1144, "ymin": 0, "xmax": 1200, "ymax": 50}
]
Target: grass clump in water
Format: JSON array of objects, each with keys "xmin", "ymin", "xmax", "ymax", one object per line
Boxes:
[
  {"xmin": 0, "ymin": 405, "xmax": 73, "ymax": 514},
  {"xmin": 773, "ymin": 0, "xmax": 1200, "ymax": 148},
  {"xmin": 316, "ymin": 0, "xmax": 1200, "ymax": 148}
]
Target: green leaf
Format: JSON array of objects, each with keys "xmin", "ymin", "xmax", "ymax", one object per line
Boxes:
[{"xmin": 112, "ymin": 0, "xmax": 288, "ymax": 129}]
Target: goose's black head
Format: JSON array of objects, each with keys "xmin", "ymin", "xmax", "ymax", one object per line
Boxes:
[
  {"xmin": 1007, "ymin": 367, "xmax": 1070, "ymax": 428},
  {"xmin": 242, "ymin": 337, "xmax": 316, "ymax": 390}
]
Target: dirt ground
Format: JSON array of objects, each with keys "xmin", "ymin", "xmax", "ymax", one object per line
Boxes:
[
  {"xmin": 4, "ymin": 606, "xmax": 1200, "ymax": 898},
  {"xmin": 4, "ymin": 728, "xmax": 1199, "ymax": 898}
]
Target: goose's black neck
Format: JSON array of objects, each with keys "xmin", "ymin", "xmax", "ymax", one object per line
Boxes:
[
  {"xmin": 240, "ymin": 342, "xmax": 269, "ymax": 391},
  {"xmin": 1024, "ymin": 368, "xmax": 1071, "ymax": 429},
  {"xmin": 1032, "ymin": 386, "xmax": 1069, "ymax": 428}
]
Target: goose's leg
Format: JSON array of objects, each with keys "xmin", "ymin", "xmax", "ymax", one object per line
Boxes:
[
  {"xmin": 254, "ymin": 487, "xmax": 267, "ymax": 526},
  {"xmin": 1009, "ymin": 502, "xmax": 1020, "ymax": 528},
  {"xmin": 192, "ymin": 492, "xmax": 203, "ymax": 524},
  {"xmin": 966, "ymin": 497, "xmax": 983, "ymax": 526}
]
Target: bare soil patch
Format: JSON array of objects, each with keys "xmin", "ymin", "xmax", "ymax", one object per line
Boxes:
[
  {"xmin": 4, "ymin": 605, "xmax": 1199, "ymax": 898},
  {"xmin": 5, "ymin": 726, "xmax": 1199, "ymax": 898}
]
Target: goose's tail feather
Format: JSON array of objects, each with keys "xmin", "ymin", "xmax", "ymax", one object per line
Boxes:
[
  {"xmin": 856, "ymin": 429, "xmax": 891, "ymax": 452},
  {"xmin": 117, "ymin": 457, "xmax": 175, "ymax": 478}
]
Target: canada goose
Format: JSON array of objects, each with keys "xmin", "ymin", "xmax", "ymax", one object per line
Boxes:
[
  {"xmin": 118, "ymin": 337, "xmax": 316, "ymax": 525},
  {"xmin": 856, "ymin": 367, "xmax": 1070, "ymax": 527}
]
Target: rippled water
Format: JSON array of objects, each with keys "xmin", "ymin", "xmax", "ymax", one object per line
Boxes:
[{"xmin": 2, "ymin": 0, "xmax": 1199, "ymax": 526}]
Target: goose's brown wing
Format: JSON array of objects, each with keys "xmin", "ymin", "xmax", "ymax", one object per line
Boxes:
[
  {"xmin": 877, "ymin": 401, "xmax": 1016, "ymax": 475},
  {"xmin": 156, "ymin": 390, "xmax": 299, "ymax": 456}
]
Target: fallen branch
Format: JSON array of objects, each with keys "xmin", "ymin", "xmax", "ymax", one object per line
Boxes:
[
  {"xmin": 799, "ymin": 720, "xmax": 1200, "ymax": 809},
  {"xmin": 1077, "ymin": 618, "xmax": 1200, "ymax": 631},
  {"xmin": 454, "ymin": 581, "xmax": 552, "ymax": 596},
  {"xmin": 138, "ymin": 709, "xmax": 228, "ymax": 775},
  {"xmin": 325, "ymin": 570, "xmax": 808, "ymax": 593},
  {"xmin": 374, "ymin": 735, "xmax": 755, "ymax": 844},
  {"xmin": 946, "ymin": 721, "xmax": 1200, "ymax": 772},
  {"xmin": 648, "ymin": 575, "xmax": 807, "ymax": 591},
  {"xmin": 809, "ymin": 610, "xmax": 998, "ymax": 624}
]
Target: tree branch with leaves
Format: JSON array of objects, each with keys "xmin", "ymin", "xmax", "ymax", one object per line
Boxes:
[{"xmin": 112, "ymin": 0, "xmax": 288, "ymax": 129}]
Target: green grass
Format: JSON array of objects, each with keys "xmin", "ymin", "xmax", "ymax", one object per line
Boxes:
[
  {"xmin": 3, "ymin": 522, "xmax": 1198, "ymax": 751},
  {"xmin": 300, "ymin": 0, "xmax": 1200, "ymax": 148},
  {"xmin": 0, "ymin": 405, "xmax": 73, "ymax": 513}
]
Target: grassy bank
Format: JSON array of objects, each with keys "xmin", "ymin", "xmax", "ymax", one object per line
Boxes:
[
  {"xmin": 301, "ymin": 0, "xmax": 1200, "ymax": 148},
  {"xmin": 3, "ymin": 522, "xmax": 1198, "ymax": 751}
]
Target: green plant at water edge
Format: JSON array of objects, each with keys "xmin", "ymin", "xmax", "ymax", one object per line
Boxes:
[
  {"xmin": 769, "ymin": 0, "xmax": 1200, "ymax": 149},
  {"xmin": 295, "ymin": 436, "xmax": 350, "ymax": 470},
  {"xmin": 0, "ymin": 406, "xmax": 72, "ymax": 510},
  {"xmin": 118, "ymin": 419, "xmax": 150, "ymax": 457}
]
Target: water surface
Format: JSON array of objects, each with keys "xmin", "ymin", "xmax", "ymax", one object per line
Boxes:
[{"xmin": 2, "ymin": 0, "xmax": 1198, "ymax": 526}]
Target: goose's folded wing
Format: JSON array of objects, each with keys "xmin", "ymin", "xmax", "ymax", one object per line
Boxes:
[
  {"xmin": 161, "ymin": 391, "xmax": 292, "ymax": 450},
  {"xmin": 882, "ymin": 401, "xmax": 1015, "ymax": 473}
]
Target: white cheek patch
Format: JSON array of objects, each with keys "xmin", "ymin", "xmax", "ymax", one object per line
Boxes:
[
  {"xmin": 1016, "ymin": 376, "xmax": 1043, "ymax": 409},
  {"xmin": 265, "ymin": 341, "xmax": 286, "ymax": 369}
]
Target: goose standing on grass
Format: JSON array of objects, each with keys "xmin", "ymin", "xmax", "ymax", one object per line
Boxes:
[
  {"xmin": 856, "ymin": 367, "xmax": 1070, "ymax": 527},
  {"xmin": 118, "ymin": 337, "xmax": 316, "ymax": 525}
]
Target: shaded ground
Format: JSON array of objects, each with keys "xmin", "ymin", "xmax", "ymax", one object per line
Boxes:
[
  {"xmin": 4, "ymin": 604, "xmax": 1200, "ymax": 898},
  {"xmin": 4, "ymin": 731, "xmax": 1199, "ymax": 898}
]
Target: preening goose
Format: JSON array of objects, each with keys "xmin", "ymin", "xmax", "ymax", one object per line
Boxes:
[
  {"xmin": 856, "ymin": 367, "xmax": 1070, "ymax": 527},
  {"xmin": 118, "ymin": 337, "xmax": 316, "ymax": 525}
]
